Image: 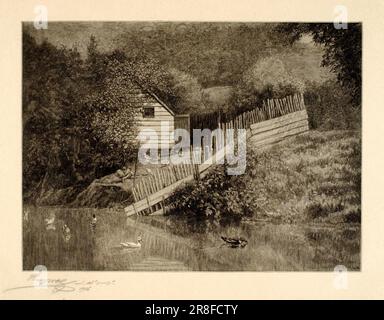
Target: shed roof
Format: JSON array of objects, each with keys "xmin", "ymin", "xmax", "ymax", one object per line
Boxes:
[
  {"xmin": 146, "ymin": 90, "xmax": 175, "ymax": 116},
  {"xmin": 132, "ymin": 79, "xmax": 176, "ymax": 116}
]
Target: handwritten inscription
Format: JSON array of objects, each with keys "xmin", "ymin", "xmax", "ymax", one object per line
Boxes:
[{"xmin": 4, "ymin": 275, "xmax": 116, "ymax": 294}]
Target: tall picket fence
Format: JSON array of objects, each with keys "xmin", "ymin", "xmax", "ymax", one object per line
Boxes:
[{"xmin": 220, "ymin": 92, "xmax": 305, "ymax": 131}]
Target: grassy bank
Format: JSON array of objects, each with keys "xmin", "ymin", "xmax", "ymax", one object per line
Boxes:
[
  {"xmin": 245, "ymin": 130, "xmax": 361, "ymax": 223},
  {"xmin": 168, "ymin": 130, "xmax": 361, "ymax": 226}
]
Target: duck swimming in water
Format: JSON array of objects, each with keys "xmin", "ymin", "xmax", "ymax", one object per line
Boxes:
[
  {"xmin": 62, "ymin": 224, "xmax": 71, "ymax": 242},
  {"xmin": 45, "ymin": 215, "xmax": 56, "ymax": 231},
  {"xmin": 90, "ymin": 214, "xmax": 97, "ymax": 233},
  {"xmin": 120, "ymin": 236, "xmax": 142, "ymax": 249},
  {"xmin": 221, "ymin": 236, "xmax": 248, "ymax": 248}
]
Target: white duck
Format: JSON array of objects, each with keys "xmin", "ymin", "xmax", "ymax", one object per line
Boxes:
[
  {"xmin": 23, "ymin": 209, "xmax": 29, "ymax": 222},
  {"xmin": 120, "ymin": 236, "xmax": 142, "ymax": 249},
  {"xmin": 45, "ymin": 215, "xmax": 56, "ymax": 231},
  {"xmin": 62, "ymin": 224, "xmax": 71, "ymax": 242}
]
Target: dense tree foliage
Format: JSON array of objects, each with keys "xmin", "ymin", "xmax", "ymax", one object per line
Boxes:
[
  {"xmin": 113, "ymin": 23, "xmax": 291, "ymax": 88},
  {"xmin": 22, "ymin": 34, "xmax": 169, "ymax": 200},
  {"xmin": 304, "ymin": 79, "xmax": 361, "ymax": 130},
  {"xmin": 227, "ymin": 56, "xmax": 305, "ymax": 115},
  {"xmin": 276, "ymin": 23, "xmax": 362, "ymax": 105},
  {"xmin": 23, "ymin": 31, "xmax": 215, "ymax": 201},
  {"xmin": 23, "ymin": 33, "xmax": 87, "ymax": 198}
]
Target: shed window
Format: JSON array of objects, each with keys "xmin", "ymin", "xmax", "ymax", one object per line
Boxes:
[{"xmin": 143, "ymin": 107, "xmax": 155, "ymax": 118}]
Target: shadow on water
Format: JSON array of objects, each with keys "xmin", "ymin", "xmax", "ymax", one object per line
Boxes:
[{"xmin": 23, "ymin": 206, "xmax": 360, "ymax": 271}]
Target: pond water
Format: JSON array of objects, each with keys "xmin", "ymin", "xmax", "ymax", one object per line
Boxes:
[{"xmin": 23, "ymin": 206, "xmax": 360, "ymax": 271}]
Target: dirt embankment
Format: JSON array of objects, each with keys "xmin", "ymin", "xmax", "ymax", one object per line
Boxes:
[
  {"xmin": 30, "ymin": 182, "xmax": 131, "ymax": 208},
  {"xmin": 29, "ymin": 168, "xmax": 134, "ymax": 208},
  {"xmin": 29, "ymin": 163, "xmax": 166, "ymax": 208}
]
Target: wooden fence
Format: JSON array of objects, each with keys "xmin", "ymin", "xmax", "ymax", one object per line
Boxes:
[
  {"xmin": 191, "ymin": 92, "xmax": 306, "ymax": 133},
  {"xmin": 190, "ymin": 110, "xmax": 221, "ymax": 132},
  {"xmin": 131, "ymin": 163, "xmax": 196, "ymax": 203},
  {"xmin": 174, "ymin": 114, "xmax": 190, "ymax": 133},
  {"xmin": 127, "ymin": 144, "xmax": 230, "ymax": 216},
  {"xmin": 219, "ymin": 93, "xmax": 305, "ymax": 131},
  {"xmin": 125, "ymin": 93, "xmax": 308, "ymax": 216},
  {"xmin": 249, "ymin": 109, "xmax": 309, "ymax": 147}
]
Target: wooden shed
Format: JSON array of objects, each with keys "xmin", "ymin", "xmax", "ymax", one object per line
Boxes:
[
  {"xmin": 129, "ymin": 83, "xmax": 190, "ymax": 149},
  {"xmin": 135, "ymin": 90, "xmax": 175, "ymax": 149}
]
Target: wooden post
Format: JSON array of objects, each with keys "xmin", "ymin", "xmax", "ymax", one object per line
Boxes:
[
  {"xmin": 159, "ymin": 169, "xmax": 165, "ymax": 188},
  {"xmin": 166, "ymin": 167, "xmax": 172, "ymax": 184},
  {"xmin": 283, "ymin": 98, "xmax": 287, "ymax": 114},
  {"xmin": 291, "ymin": 95, "xmax": 296, "ymax": 112},
  {"xmin": 171, "ymin": 165, "xmax": 178, "ymax": 181},
  {"xmin": 146, "ymin": 195, "xmax": 152, "ymax": 215},
  {"xmin": 148, "ymin": 176, "xmax": 154, "ymax": 193},
  {"xmin": 153, "ymin": 169, "xmax": 159, "ymax": 190},
  {"xmin": 150, "ymin": 176, "xmax": 156, "ymax": 193},
  {"xmin": 274, "ymin": 99, "xmax": 278, "ymax": 117},
  {"xmin": 263, "ymin": 100, "xmax": 267, "ymax": 118},
  {"xmin": 138, "ymin": 180, "xmax": 145, "ymax": 199},
  {"xmin": 268, "ymin": 99, "xmax": 272, "ymax": 119},
  {"xmin": 289, "ymin": 96, "xmax": 293, "ymax": 112},
  {"xmin": 300, "ymin": 92, "xmax": 305, "ymax": 109},
  {"xmin": 132, "ymin": 189, "xmax": 138, "ymax": 202},
  {"xmin": 195, "ymin": 164, "xmax": 200, "ymax": 181},
  {"xmin": 162, "ymin": 195, "xmax": 166, "ymax": 215},
  {"xmin": 296, "ymin": 94, "xmax": 301, "ymax": 110},
  {"xmin": 277, "ymin": 99, "xmax": 283, "ymax": 116}
]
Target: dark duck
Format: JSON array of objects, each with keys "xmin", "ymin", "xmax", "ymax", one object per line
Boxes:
[{"xmin": 221, "ymin": 236, "xmax": 248, "ymax": 248}]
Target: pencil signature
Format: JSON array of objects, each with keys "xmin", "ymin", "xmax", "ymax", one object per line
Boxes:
[{"xmin": 3, "ymin": 276, "xmax": 116, "ymax": 294}]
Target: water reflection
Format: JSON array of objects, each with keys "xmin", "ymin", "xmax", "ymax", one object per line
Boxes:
[{"xmin": 23, "ymin": 206, "xmax": 360, "ymax": 271}]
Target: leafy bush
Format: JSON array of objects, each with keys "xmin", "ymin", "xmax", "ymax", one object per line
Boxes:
[
  {"xmin": 305, "ymin": 200, "xmax": 344, "ymax": 220},
  {"xmin": 227, "ymin": 56, "xmax": 304, "ymax": 115},
  {"xmin": 168, "ymin": 166, "xmax": 252, "ymax": 222},
  {"xmin": 242, "ymin": 56, "xmax": 305, "ymax": 94},
  {"xmin": 167, "ymin": 68, "xmax": 206, "ymax": 115},
  {"xmin": 343, "ymin": 208, "xmax": 361, "ymax": 223},
  {"xmin": 304, "ymin": 80, "xmax": 361, "ymax": 130}
]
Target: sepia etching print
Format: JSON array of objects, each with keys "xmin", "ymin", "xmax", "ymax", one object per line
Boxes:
[{"xmin": 22, "ymin": 21, "xmax": 361, "ymax": 271}]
